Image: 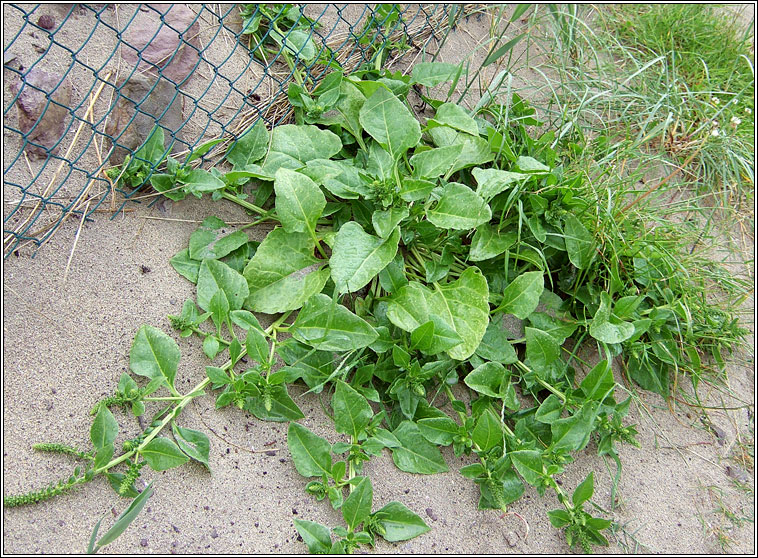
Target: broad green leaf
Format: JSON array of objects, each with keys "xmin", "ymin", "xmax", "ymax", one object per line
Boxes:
[
  {"xmin": 509, "ymin": 449, "xmax": 544, "ymax": 486},
  {"xmin": 551, "ymin": 401, "xmax": 599, "ymax": 452},
  {"xmin": 499, "ymin": 271, "xmax": 544, "ymax": 319},
  {"xmin": 171, "ymin": 424, "xmax": 210, "ymax": 469},
  {"xmin": 386, "ymin": 282, "xmax": 431, "ymax": 332},
  {"xmin": 274, "ymin": 168, "xmax": 326, "ymax": 235},
  {"xmin": 229, "ymin": 309, "xmax": 263, "ymax": 331},
  {"xmin": 371, "ymin": 207, "xmax": 409, "ymax": 238},
  {"xmin": 472, "ymin": 167, "xmax": 528, "ymax": 200},
  {"xmin": 573, "ymin": 472, "xmax": 594, "ymax": 507},
  {"xmin": 428, "ymin": 126, "xmax": 494, "ymax": 173},
  {"xmin": 304, "ymin": 159, "xmax": 371, "ymax": 199},
  {"xmin": 333, "ymin": 380, "xmax": 373, "ymax": 440},
  {"xmin": 132, "ymin": 126, "xmax": 165, "ymax": 166},
  {"xmin": 417, "ymin": 416, "xmax": 459, "ymax": 445},
  {"xmin": 359, "ymin": 86, "xmax": 421, "ymax": 159},
  {"xmin": 464, "ymin": 362, "xmax": 508, "ymax": 398},
  {"xmin": 287, "ymin": 422, "xmax": 333, "ymax": 478},
  {"xmin": 95, "ymin": 483, "xmax": 154, "ymax": 548},
  {"xmin": 391, "ymin": 421, "xmax": 448, "ymax": 474},
  {"xmin": 130, "ymin": 324, "xmax": 180, "ymax": 389},
  {"xmin": 410, "ymin": 319, "xmax": 463, "ymax": 355},
  {"xmin": 627, "ymin": 352, "xmax": 669, "ymax": 398},
  {"xmin": 197, "ymin": 258, "xmax": 249, "ymax": 312},
  {"xmin": 579, "ymin": 360, "xmax": 615, "ymax": 402},
  {"xmin": 185, "ymin": 138, "xmax": 224, "ymax": 165},
  {"xmin": 472, "ymin": 409, "xmax": 503, "ymax": 452},
  {"xmin": 427, "ymin": 182, "xmax": 491, "ymax": 230},
  {"xmin": 475, "ymin": 318, "xmax": 518, "ymax": 363},
  {"xmin": 330, "ymin": 222, "xmax": 400, "ymax": 293},
  {"xmin": 269, "ymin": 124, "xmax": 341, "ymax": 165},
  {"xmin": 342, "ymin": 476, "xmax": 373, "ymax": 531},
  {"xmin": 411, "ymin": 62, "xmax": 460, "ymax": 87},
  {"xmin": 269, "ymin": 28, "xmax": 316, "ymax": 62},
  {"xmin": 399, "ymin": 177, "xmax": 436, "ymax": 202},
  {"xmin": 226, "ymin": 120, "xmax": 269, "ymax": 168},
  {"xmin": 90, "ymin": 406, "xmax": 118, "ymax": 451},
  {"xmin": 409, "ymin": 144, "xmax": 463, "ymax": 179},
  {"xmin": 245, "ymin": 385, "xmax": 304, "ymax": 422},
  {"xmin": 246, "ymin": 327, "xmax": 270, "ymax": 366},
  {"xmin": 141, "ymin": 437, "xmax": 189, "ymax": 471},
  {"xmin": 206, "ymin": 365, "xmax": 231, "ymax": 387},
  {"xmin": 535, "ymin": 394, "xmax": 563, "ymax": 424},
  {"xmin": 431, "ymin": 103, "xmax": 479, "ymax": 136},
  {"xmin": 291, "ymin": 294, "xmax": 378, "ymax": 351},
  {"xmin": 182, "ymin": 168, "xmax": 225, "ymax": 195},
  {"xmin": 372, "ymin": 501, "xmax": 430, "ymax": 541},
  {"xmin": 170, "ymin": 249, "xmax": 200, "ymax": 283},
  {"xmin": 188, "ymin": 217, "xmax": 249, "ymax": 260},
  {"xmin": 243, "ymin": 228, "xmax": 329, "ymax": 313},
  {"xmin": 563, "ymin": 213, "xmax": 595, "ymax": 270},
  {"xmin": 525, "ymin": 327, "xmax": 561, "ymax": 373},
  {"xmin": 527, "ymin": 312, "xmax": 577, "ymax": 344},
  {"xmin": 590, "ymin": 292, "xmax": 635, "ymax": 344},
  {"xmin": 202, "ymin": 335, "xmax": 220, "ymax": 359},
  {"xmin": 293, "ymin": 519, "xmax": 332, "ymax": 554},
  {"xmin": 515, "ymin": 155, "xmax": 550, "ymax": 173},
  {"xmin": 208, "ymin": 290, "xmax": 230, "ymax": 333},
  {"xmin": 469, "ymin": 224, "xmax": 517, "ymax": 261}
]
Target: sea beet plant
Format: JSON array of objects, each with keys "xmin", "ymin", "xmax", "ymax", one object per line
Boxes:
[{"xmin": 5, "ymin": 62, "xmax": 744, "ymax": 553}]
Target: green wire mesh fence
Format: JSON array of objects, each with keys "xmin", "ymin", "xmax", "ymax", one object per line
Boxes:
[{"xmin": 3, "ymin": 3, "xmax": 460, "ymax": 257}]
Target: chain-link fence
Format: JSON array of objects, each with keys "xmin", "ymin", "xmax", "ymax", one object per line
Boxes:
[{"xmin": 3, "ymin": 4, "xmax": 461, "ymax": 257}]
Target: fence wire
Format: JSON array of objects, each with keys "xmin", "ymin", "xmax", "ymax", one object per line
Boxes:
[{"xmin": 3, "ymin": 3, "xmax": 459, "ymax": 257}]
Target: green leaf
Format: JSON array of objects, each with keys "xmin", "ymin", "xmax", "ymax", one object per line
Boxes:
[
  {"xmin": 182, "ymin": 168, "xmax": 225, "ymax": 196},
  {"xmin": 411, "ymin": 62, "xmax": 460, "ymax": 87},
  {"xmin": 230, "ymin": 309, "xmax": 263, "ymax": 331},
  {"xmin": 274, "ymin": 168, "xmax": 326, "ymax": 235},
  {"xmin": 515, "ymin": 155, "xmax": 550, "ymax": 173},
  {"xmin": 269, "ymin": 124, "xmax": 341, "ymax": 166},
  {"xmin": 590, "ymin": 292, "xmax": 635, "ymax": 344},
  {"xmin": 499, "ymin": 271, "xmax": 544, "ymax": 319},
  {"xmin": 172, "ymin": 424, "xmax": 210, "ymax": 469},
  {"xmin": 208, "ymin": 290, "xmax": 230, "ymax": 333},
  {"xmin": 359, "ymin": 86, "xmax": 421, "ymax": 159},
  {"xmin": 509, "ymin": 449, "xmax": 544, "ymax": 486},
  {"xmin": 563, "ymin": 214, "xmax": 595, "ymax": 270},
  {"xmin": 202, "ymin": 335, "xmax": 220, "ymax": 359},
  {"xmin": 399, "ymin": 177, "xmax": 436, "ymax": 202},
  {"xmin": 371, "ymin": 207, "xmax": 409, "ymax": 238},
  {"xmin": 132, "ymin": 126, "xmax": 166, "ymax": 166},
  {"xmin": 245, "ymin": 385, "xmax": 305, "ymax": 422},
  {"xmin": 472, "ymin": 409, "xmax": 503, "ymax": 452},
  {"xmin": 573, "ymin": 472, "xmax": 594, "ymax": 507},
  {"xmin": 287, "ymin": 422, "xmax": 333, "ymax": 478},
  {"xmin": 428, "ymin": 127, "xmax": 493, "ymax": 173},
  {"xmin": 525, "ymin": 327, "xmax": 561, "ymax": 373},
  {"xmin": 580, "ymin": 360, "xmax": 615, "ymax": 402},
  {"xmin": 197, "ymin": 259, "xmax": 249, "ymax": 312},
  {"xmin": 464, "ymin": 362, "xmax": 508, "ymax": 398},
  {"xmin": 170, "ymin": 249, "xmax": 200, "ymax": 283},
  {"xmin": 417, "ymin": 416, "xmax": 459, "ymax": 445},
  {"xmin": 95, "ymin": 483, "xmax": 154, "ymax": 549},
  {"xmin": 483, "ymin": 33, "xmax": 526, "ymax": 66},
  {"xmin": 330, "ymin": 222, "xmax": 399, "ymax": 294},
  {"xmin": 527, "ymin": 312, "xmax": 577, "ymax": 344},
  {"xmin": 409, "ymin": 144, "xmax": 463, "ymax": 179},
  {"xmin": 130, "ymin": 325, "xmax": 180, "ymax": 390},
  {"xmin": 342, "ymin": 476, "xmax": 373, "ymax": 531},
  {"xmin": 535, "ymin": 394, "xmax": 563, "ymax": 424},
  {"xmin": 431, "ymin": 103, "xmax": 479, "ymax": 136},
  {"xmin": 246, "ymin": 327, "xmax": 270, "ymax": 366},
  {"xmin": 293, "ymin": 519, "xmax": 333, "ymax": 554},
  {"xmin": 303, "ymin": 159, "xmax": 370, "ymax": 199},
  {"xmin": 551, "ymin": 401, "xmax": 599, "ymax": 452},
  {"xmin": 188, "ymin": 217, "xmax": 249, "ymax": 260},
  {"xmin": 90, "ymin": 406, "xmax": 118, "ymax": 451},
  {"xmin": 469, "ymin": 224, "xmax": 517, "ymax": 261},
  {"xmin": 426, "ymin": 182, "xmax": 492, "ymax": 230},
  {"xmin": 140, "ymin": 437, "xmax": 189, "ymax": 471},
  {"xmin": 372, "ymin": 501, "xmax": 431, "ymax": 541},
  {"xmin": 333, "ymin": 380, "xmax": 373, "ymax": 440},
  {"xmin": 226, "ymin": 120, "xmax": 269, "ymax": 168},
  {"xmin": 206, "ymin": 365, "xmax": 231, "ymax": 387},
  {"xmin": 472, "ymin": 167, "xmax": 528, "ymax": 200},
  {"xmin": 243, "ymin": 228, "xmax": 329, "ymax": 314},
  {"xmin": 391, "ymin": 421, "xmax": 448, "ymax": 474},
  {"xmin": 475, "ymin": 318, "xmax": 518, "ymax": 363},
  {"xmin": 291, "ymin": 294, "xmax": 378, "ymax": 352}
]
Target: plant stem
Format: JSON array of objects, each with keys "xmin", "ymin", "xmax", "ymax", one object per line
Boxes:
[{"xmin": 221, "ymin": 191, "xmax": 268, "ymax": 215}]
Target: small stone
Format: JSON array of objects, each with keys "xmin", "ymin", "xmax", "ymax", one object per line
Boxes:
[
  {"xmin": 210, "ymin": 528, "xmax": 219, "ymax": 539},
  {"xmin": 265, "ymin": 450, "xmax": 277, "ymax": 456},
  {"xmin": 505, "ymin": 531, "xmax": 518, "ymax": 547},
  {"xmin": 425, "ymin": 508, "xmax": 438, "ymax": 521},
  {"xmin": 37, "ymin": 15, "xmax": 55, "ymax": 29},
  {"xmin": 140, "ymin": 539, "xmax": 148, "ymax": 547}
]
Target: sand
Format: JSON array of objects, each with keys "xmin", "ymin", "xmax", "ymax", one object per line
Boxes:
[{"xmin": 3, "ymin": 4, "xmax": 755, "ymax": 555}]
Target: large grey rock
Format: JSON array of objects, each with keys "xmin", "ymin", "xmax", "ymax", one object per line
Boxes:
[
  {"xmin": 10, "ymin": 67, "xmax": 72, "ymax": 160},
  {"xmin": 105, "ymin": 72, "xmax": 184, "ymax": 165}
]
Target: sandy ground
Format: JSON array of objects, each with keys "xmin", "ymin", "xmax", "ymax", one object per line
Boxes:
[{"xmin": 3, "ymin": 4, "xmax": 755, "ymax": 555}]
